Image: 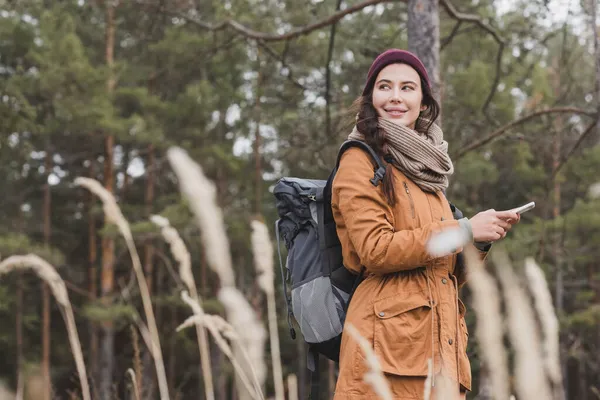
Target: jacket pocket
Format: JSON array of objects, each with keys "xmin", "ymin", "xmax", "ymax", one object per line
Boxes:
[{"xmin": 372, "ymin": 292, "xmax": 432, "ymax": 377}]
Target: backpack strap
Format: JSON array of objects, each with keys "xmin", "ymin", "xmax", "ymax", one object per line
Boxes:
[
  {"xmin": 334, "ymin": 140, "xmax": 386, "ymax": 187},
  {"xmin": 321, "ymin": 140, "xmax": 386, "ymax": 253},
  {"xmin": 275, "ymin": 219, "xmax": 297, "ymax": 340}
]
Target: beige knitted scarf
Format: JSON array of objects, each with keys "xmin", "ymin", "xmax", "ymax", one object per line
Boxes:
[{"xmin": 348, "ymin": 118, "xmax": 454, "ymax": 193}]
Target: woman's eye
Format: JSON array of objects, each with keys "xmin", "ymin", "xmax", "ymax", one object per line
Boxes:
[
  {"xmin": 379, "ymin": 84, "xmax": 391, "ymax": 90},
  {"xmin": 402, "ymin": 85, "xmax": 414, "ymax": 91}
]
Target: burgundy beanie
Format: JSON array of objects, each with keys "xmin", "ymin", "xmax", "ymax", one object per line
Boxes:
[{"xmin": 362, "ymin": 49, "xmax": 431, "ymax": 96}]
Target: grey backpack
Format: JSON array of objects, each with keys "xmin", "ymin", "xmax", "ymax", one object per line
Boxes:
[{"xmin": 273, "ymin": 140, "xmax": 385, "ymax": 387}]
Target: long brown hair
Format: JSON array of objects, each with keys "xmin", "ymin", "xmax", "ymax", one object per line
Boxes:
[{"xmin": 351, "ymin": 64, "xmax": 440, "ymax": 206}]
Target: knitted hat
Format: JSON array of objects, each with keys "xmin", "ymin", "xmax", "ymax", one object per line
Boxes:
[{"xmin": 362, "ymin": 49, "xmax": 431, "ymax": 96}]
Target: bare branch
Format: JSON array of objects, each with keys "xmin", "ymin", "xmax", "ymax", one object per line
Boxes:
[
  {"xmin": 552, "ymin": 119, "xmax": 599, "ymax": 179},
  {"xmin": 172, "ymin": 0, "xmax": 405, "ymax": 42},
  {"xmin": 439, "ymin": 0, "xmax": 504, "ymax": 43},
  {"xmin": 452, "ymin": 107, "xmax": 597, "ymax": 160},
  {"xmin": 439, "ymin": 0, "xmax": 505, "ymax": 118},
  {"xmin": 440, "ymin": 21, "xmax": 462, "ymax": 50}
]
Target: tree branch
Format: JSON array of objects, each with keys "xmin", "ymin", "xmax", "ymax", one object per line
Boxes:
[
  {"xmin": 440, "ymin": 21, "xmax": 462, "ymax": 50},
  {"xmin": 439, "ymin": 0, "xmax": 505, "ymax": 119},
  {"xmin": 552, "ymin": 119, "xmax": 599, "ymax": 179},
  {"xmin": 254, "ymin": 40, "xmax": 308, "ymax": 91},
  {"xmin": 325, "ymin": 0, "xmax": 344, "ymax": 137},
  {"xmin": 452, "ymin": 107, "xmax": 597, "ymax": 160},
  {"xmin": 172, "ymin": 0, "xmax": 405, "ymax": 42}
]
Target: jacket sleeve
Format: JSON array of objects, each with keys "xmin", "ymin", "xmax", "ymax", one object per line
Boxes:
[{"xmin": 332, "ymin": 148, "xmax": 461, "ymax": 274}]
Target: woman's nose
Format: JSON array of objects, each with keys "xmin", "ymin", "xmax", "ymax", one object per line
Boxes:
[{"xmin": 390, "ymin": 89, "xmax": 403, "ymax": 103}]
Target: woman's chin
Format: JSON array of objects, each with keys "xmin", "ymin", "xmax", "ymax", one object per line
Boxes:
[{"xmin": 383, "ymin": 116, "xmax": 414, "ymax": 128}]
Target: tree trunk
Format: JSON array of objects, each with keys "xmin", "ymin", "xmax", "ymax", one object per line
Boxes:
[
  {"xmin": 42, "ymin": 150, "xmax": 52, "ymax": 400},
  {"xmin": 297, "ymin": 339, "xmax": 306, "ymax": 400},
  {"xmin": 144, "ymin": 145, "xmax": 155, "ymax": 292},
  {"xmin": 16, "ymin": 198, "xmax": 25, "ymax": 400},
  {"xmin": 215, "ymin": 348, "xmax": 227, "ymax": 400},
  {"xmin": 141, "ymin": 145, "xmax": 156, "ymax": 400},
  {"xmin": 100, "ymin": 1, "xmax": 117, "ymax": 397},
  {"xmin": 16, "ymin": 273, "xmax": 24, "ymax": 400},
  {"xmin": 550, "ymin": 57, "xmax": 567, "ymax": 400},
  {"xmin": 100, "ymin": 135, "xmax": 116, "ymax": 400},
  {"xmin": 407, "ymin": 0, "xmax": 441, "ymax": 120},
  {"xmin": 88, "ymin": 162, "xmax": 99, "ymax": 383},
  {"xmin": 592, "ymin": 0, "xmax": 600, "ymax": 142},
  {"xmin": 201, "ymin": 250, "xmax": 208, "ymax": 298},
  {"xmin": 253, "ymin": 46, "xmax": 263, "ymax": 216},
  {"xmin": 168, "ymin": 304, "xmax": 177, "ymax": 397},
  {"xmin": 328, "ymin": 360, "xmax": 336, "ymax": 398}
]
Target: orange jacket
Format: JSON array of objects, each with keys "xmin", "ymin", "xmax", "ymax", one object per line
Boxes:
[{"xmin": 332, "ymin": 147, "xmax": 472, "ymax": 399}]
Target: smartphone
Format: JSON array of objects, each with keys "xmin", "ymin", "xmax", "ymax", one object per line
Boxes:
[{"xmin": 512, "ymin": 201, "xmax": 535, "ymax": 214}]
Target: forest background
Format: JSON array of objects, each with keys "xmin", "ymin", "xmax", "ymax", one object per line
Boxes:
[{"xmin": 0, "ymin": 0, "xmax": 599, "ymax": 399}]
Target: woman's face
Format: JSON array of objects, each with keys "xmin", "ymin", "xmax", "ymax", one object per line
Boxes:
[{"xmin": 371, "ymin": 63, "xmax": 426, "ymax": 130}]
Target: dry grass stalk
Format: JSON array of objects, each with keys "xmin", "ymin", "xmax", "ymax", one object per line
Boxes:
[
  {"xmin": 433, "ymin": 374, "xmax": 459, "ymax": 400},
  {"xmin": 166, "ymin": 148, "xmax": 267, "ymax": 399},
  {"xmin": 126, "ymin": 369, "xmax": 141, "ymax": 400},
  {"xmin": 423, "ymin": 359, "xmax": 433, "ymax": 400},
  {"xmin": 492, "ymin": 249, "xmax": 551, "ymax": 400},
  {"xmin": 251, "ymin": 220, "xmax": 284, "ymax": 400},
  {"xmin": 218, "ymin": 287, "xmax": 267, "ymax": 391},
  {"xmin": 0, "ymin": 381, "xmax": 15, "ymax": 400},
  {"xmin": 74, "ymin": 177, "xmax": 170, "ymax": 400},
  {"xmin": 130, "ymin": 325, "xmax": 142, "ymax": 395},
  {"xmin": 524, "ymin": 258, "xmax": 564, "ymax": 394},
  {"xmin": 345, "ymin": 323, "xmax": 393, "ymax": 400},
  {"xmin": 0, "ymin": 255, "xmax": 91, "ymax": 400},
  {"xmin": 427, "ymin": 227, "xmax": 470, "ymax": 258},
  {"xmin": 178, "ymin": 291, "xmax": 265, "ymax": 400},
  {"xmin": 165, "ymin": 147, "xmax": 235, "ymax": 286},
  {"xmin": 287, "ymin": 374, "xmax": 298, "ymax": 400},
  {"xmin": 463, "ymin": 245, "xmax": 510, "ymax": 400},
  {"xmin": 151, "ymin": 215, "xmax": 215, "ymax": 400},
  {"xmin": 588, "ymin": 182, "xmax": 600, "ymax": 198}
]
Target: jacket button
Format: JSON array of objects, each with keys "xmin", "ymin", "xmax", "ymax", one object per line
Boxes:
[
  {"xmin": 448, "ymin": 339, "xmax": 453, "ymax": 345},
  {"xmin": 379, "ymin": 312, "xmax": 385, "ymax": 317},
  {"xmin": 441, "ymin": 278, "xmax": 448, "ymax": 284}
]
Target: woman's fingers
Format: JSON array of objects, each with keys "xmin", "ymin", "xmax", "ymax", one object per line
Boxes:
[
  {"xmin": 495, "ymin": 210, "xmax": 520, "ymax": 222},
  {"xmin": 495, "ymin": 218, "xmax": 511, "ymax": 231}
]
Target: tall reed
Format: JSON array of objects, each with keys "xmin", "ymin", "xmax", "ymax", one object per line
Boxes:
[
  {"xmin": 0, "ymin": 255, "xmax": 91, "ymax": 400},
  {"xmin": 464, "ymin": 245, "xmax": 510, "ymax": 400},
  {"xmin": 178, "ymin": 291, "xmax": 265, "ymax": 400},
  {"xmin": 492, "ymin": 249, "xmax": 551, "ymax": 400},
  {"xmin": 151, "ymin": 215, "xmax": 214, "ymax": 400},
  {"xmin": 524, "ymin": 257, "xmax": 564, "ymax": 399},
  {"xmin": 344, "ymin": 323, "xmax": 392, "ymax": 400},
  {"xmin": 166, "ymin": 147, "xmax": 267, "ymax": 398},
  {"xmin": 251, "ymin": 219, "xmax": 284, "ymax": 400},
  {"xmin": 74, "ymin": 177, "xmax": 170, "ymax": 400}
]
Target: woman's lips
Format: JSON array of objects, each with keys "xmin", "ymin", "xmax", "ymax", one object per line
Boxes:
[{"xmin": 386, "ymin": 109, "xmax": 407, "ymax": 117}]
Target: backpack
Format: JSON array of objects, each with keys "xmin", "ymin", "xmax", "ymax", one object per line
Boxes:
[{"xmin": 273, "ymin": 140, "xmax": 385, "ymax": 396}]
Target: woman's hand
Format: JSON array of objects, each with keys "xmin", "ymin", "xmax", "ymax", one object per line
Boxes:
[{"xmin": 469, "ymin": 209, "xmax": 520, "ymax": 243}]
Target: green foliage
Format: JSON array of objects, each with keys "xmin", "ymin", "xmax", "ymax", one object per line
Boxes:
[
  {"xmin": 82, "ymin": 302, "xmax": 138, "ymax": 329},
  {"xmin": 0, "ymin": 234, "xmax": 65, "ymax": 266}
]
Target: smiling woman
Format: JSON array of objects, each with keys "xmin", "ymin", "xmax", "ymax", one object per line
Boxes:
[{"xmin": 331, "ymin": 49, "xmax": 520, "ymax": 400}]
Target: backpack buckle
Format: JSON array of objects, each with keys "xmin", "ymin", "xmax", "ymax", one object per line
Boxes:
[{"xmin": 369, "ymin": 166, "xmax": 386, "ymax": 187}]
